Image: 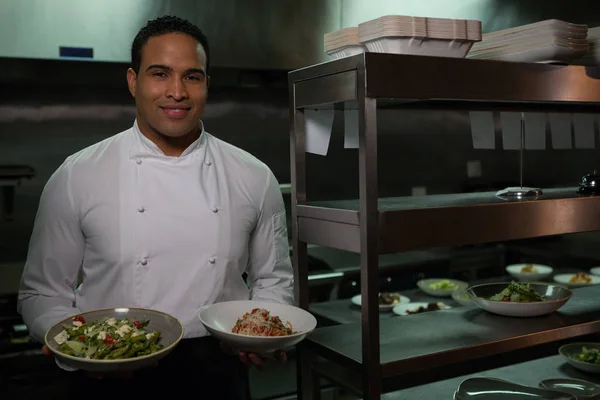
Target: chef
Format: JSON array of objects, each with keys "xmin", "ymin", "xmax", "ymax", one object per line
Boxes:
[{"xmin": 17, "ymin": 15, "xmax": 294, "ymax": 400}]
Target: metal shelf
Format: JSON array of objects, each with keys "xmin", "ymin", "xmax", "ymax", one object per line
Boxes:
[
  {"xmin": 290, "ymin": 53, "xmax": 600, "ymax": 108},
  {"xmin": 289, "ymin": 53, "xmax": 600, "ymax": 400},
  {"xmin": 298, "ymin": 188, "xmax": 600, "ymax": 253},
  {"xmin": 305, "ymin": 284, "xmax": 600, "ymax": 375}
]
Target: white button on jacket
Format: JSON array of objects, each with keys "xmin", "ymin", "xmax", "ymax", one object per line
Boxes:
[{"xmin": 17, "ymin": 120, "xmax": 295, "ymax": 343}]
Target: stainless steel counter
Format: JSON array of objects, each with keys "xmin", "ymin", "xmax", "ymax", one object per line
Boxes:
[
  {"xmin": 381, "ymin": 354, "xmax": 600, "ymax": 399},
  {"xmin": 304, "ymin": 285, "xmax": 600, "ymax": 378}
]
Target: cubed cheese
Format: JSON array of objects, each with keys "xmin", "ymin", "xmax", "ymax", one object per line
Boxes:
[
  {"xmin": 72, "ymin": 321, "xmax": 83, "ymax": 327},
  {"xmin": 146, "ymin": 333, "xmax": 154, "ymax": 340},
  {"xmin": 116, "ymin": 324, "xmax": 132, "ymax": 337},
  {"xmin": 131, "ymin": 332, "xmax": 140, "ymax": 338},
  {"xmin": 54, "ymin": 330, "xmax": 69, "ymax": 345},
  {"xmin": 106, "ymin": 318, "xmax": 117, "ymax": 327},
  {"xmin": 97, "ymin": 331, "xmax": 107, "ymax": 340}
]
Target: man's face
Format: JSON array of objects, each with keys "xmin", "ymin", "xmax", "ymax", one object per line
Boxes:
[{"xmin": 127, "ymin": 33, "xmax": 209, "ymax": 138}]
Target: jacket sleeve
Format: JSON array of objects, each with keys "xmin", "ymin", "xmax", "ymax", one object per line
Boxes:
[
  {"xmin": 17, "ymin": 160, "xmax": 84, "ymax": 344},
  {"xmin": 246, "ymin": 168, "xmax": 294, "ymax": 305}
]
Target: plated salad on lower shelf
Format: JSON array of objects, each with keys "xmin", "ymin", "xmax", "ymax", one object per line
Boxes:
[
  {"xmin": 573, "ymin": 346, "xmax": 600, "ymax": 364},
  {"xmin": 53, "ymin": 315, "xmax": 163, "ymax": 360},
  {"xmin": 489, "ymin": 281, "xmax": 547, "ymax": 303}
]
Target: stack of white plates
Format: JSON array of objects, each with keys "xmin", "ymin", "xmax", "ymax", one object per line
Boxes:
[
  {"xmin": 574, "ymin": 26, "xmax": 600, "ymax": 65},
  {"xmin": 468, "ymin": 19, "xmax": 589, "ymax": 64},
  {"xmin": 324, "ymin": 27, "xmax": 364, "ymax": 59},
  {"xmin": 357, "ymin": 15, "xmax": 482, "ymax": 58}
]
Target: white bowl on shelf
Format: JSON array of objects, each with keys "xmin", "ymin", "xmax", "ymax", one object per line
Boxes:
[
  {"xmin": 351, "ymin": 293, "xmax": 410, "ymax": 312},
  {"xmin": 467, "ymin": 283, "xmax": 572, "ymax": 317},
  {"xmin": 417, "ymin": 278, "xmax": 468, "ymax": 297},
  {"xmin": 589, "ymin": 267, "xmax": 600, "ymax": 276},
  {"xmin": 554, "ymin": 273, "xmax": 600, "ymax": 288},
  {"xmin": 198, "ymin": 300, "xmax": 317, "ymax": 356},
  {"xmin": 505, "ymin": 264, "xmax": 554, "ymax": 282}
]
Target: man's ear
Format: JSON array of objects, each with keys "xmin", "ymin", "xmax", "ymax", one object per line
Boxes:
[{"xmin": 126, "ymin": 68, "xmax": 137, "ymax": 97}]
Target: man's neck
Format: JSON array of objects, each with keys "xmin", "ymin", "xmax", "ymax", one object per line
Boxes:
[{"xmin": 137, "ymin": 120, "xmax": 201, "ymax": 157}]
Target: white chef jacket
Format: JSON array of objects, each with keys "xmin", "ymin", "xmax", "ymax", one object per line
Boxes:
[{"xmin": 17, "ymin": 120, "xmax": 294, "ymax": 344}]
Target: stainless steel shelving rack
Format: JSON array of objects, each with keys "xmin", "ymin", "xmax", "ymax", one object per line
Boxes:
[{"xmin": 288, "ymin": 53, "xmax": 600, "ymax": 400}]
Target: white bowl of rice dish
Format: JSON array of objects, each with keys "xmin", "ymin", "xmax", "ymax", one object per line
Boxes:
[{"xmin": 198, "ymin": 300, "xmax": 317, "ymax": 356}]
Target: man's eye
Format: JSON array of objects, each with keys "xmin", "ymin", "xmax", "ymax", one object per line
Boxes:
[
  {"xmin": 153, "ymin": 72, "xmax": 166, "ymax": 78},
  {"xmin": 186, "ymin": 75, "xmax": 201, "ymax": 81}
]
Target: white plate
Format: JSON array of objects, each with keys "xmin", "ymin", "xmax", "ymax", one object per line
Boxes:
[
  {"xmin": 589, "ymin": 267, "xmax": 600, "ymax": 276},
  {"xmin": 392, "ymin": 302, "xmax": 451, "ymax": 316},
  {"xmin": 417, "ymin": 278, "xmax": 469, "ymax": 297},
  {"xmin": 451, "ymin": 289, "xmax": 472, "ymax": 306},
  {"xmin": 468, "ymin": 283, "xmax": 572, "ymax": 317},
  {"xmin": 554, "ymin": 273, "xmax": 600, "ymax": 288},
  {"xmin": 351, "ymin": 293, "xmax": 410, "ymax": 311},
  {"xmin": 505, "ymin": 264, "xmax": 554, "ymax": 282},
  {"xmin": 198, "ymin": 300, "xmax": 316, "ymax": 356}
]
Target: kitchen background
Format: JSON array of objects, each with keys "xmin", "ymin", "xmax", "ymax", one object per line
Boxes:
[{"xmin": 3, "ymin": 0, "xmax": 600, "ymax": 399}]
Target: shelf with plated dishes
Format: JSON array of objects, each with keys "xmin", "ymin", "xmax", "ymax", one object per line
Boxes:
[
  {"xmin": 301, "ymin": 284, "xmax": 600, "ymax": 395},
  {"xmin": 289, "ymin": 53, "xmax": 600, "ymax": 400}
]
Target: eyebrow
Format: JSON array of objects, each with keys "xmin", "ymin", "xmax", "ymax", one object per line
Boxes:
[{"xmin": 146, "ymin": 64, "xmax": 206, "ymax": 76}]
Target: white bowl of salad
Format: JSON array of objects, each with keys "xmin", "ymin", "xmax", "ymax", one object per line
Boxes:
[
  {"xmin": 45, "ymin": 307, "xmax": 183, "ymax": 372},
  {"xmin": 467, "ymin": 281, "xmax": 572, "ymax": 317},
  {"xmin": 198, "ymin": 300, "xmax": 317, "ymax": 356},
  {"xmin": 417, "ymin": 278, "xmax": 468, "ymax": 297}
]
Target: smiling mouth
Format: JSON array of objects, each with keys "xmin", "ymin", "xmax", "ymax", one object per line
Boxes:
[{"xmin": 160, "ymin": 107, "xmax": 191, "ymax": 119}]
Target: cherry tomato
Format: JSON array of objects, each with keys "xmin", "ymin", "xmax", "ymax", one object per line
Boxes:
[
  {"xmin": 104, "ymin": 334, "xmax": 115, "ymax": 345},
  {"xmin": 78, "ymin": 335, "xmax": 85, "ymax": 342},
  {"xmin": 133, "ymin": 320, "xmax": 141, "ymax": 329},
  {"xmin": 72, "ymin": 315, "xmax": 86, "ymax": 324}
]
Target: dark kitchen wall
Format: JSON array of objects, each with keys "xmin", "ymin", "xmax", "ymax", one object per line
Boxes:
[{"xmin": 3, "ymin": 59, "xmax": 600, "ymax": 264}]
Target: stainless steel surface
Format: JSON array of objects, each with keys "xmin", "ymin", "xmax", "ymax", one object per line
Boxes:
[
  {"xmin": 304, "ymin": 285, "xmax": 600, "ymax": 379},
  {"xmin": 380, "ymin": 354, "xmax": 600, "ymax": 400},
  {"xmin": 454, "ymin": 377, "xmax": 576, "ymax": 400},
  {"xmin": 0, "ymin": 0, "xmax": 341, "ymax": 69},
  {"xmin": 290, "ymin": 54, "xmax": 600, "ymax": 107},
  {"xmin": 298, "ymin": 188, "xmax": 600, "ymax": 253},
  {"xmin": 295, "ymin": 71, "xmax": 357, "ymax": 108}
]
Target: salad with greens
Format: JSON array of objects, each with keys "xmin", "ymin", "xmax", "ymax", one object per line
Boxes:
[
  {"xmin": 573, "ymin": 346, "xmax": 600, "ymax": 364},
  {"xmin": 489, "ymin": 281, "xmax": 547, "ymax": 302},
  {"xmin": 428, "ymin": 280, "xmax": 458, "ymax": 290},
  {"xmin": 53, "ymin": 315, "xmax": 163, "ymax": 360}
]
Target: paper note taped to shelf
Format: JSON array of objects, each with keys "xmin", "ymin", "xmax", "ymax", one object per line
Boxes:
[
  {"xmin": 305, "ymin": 110, "xmax": 334, "ymax": 155},
  {"xmin": 548, "ymin": 113, "xmax": 572, "ymax": 149},
  {"xmin": 344, "ymin": 110, "xmax": 359, "ymax": 149},
  {"xmin": 500, "ymin": 112, "xmax": 521, "ymax": 150},
  {"xmin": 574, "ymin": 114, "xmax": 595, "ymax": 149},
  {"xmin": 469, "ymin": 111, "xmax": 495, "ymax": 149},
  {"xmin": 524, "ymin": 112, "xmax": 546, "ymax": 150}
]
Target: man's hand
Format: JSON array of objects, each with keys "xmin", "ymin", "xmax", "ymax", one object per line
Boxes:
[{"xmin": 220, "ymin": 343, "xmax": 287, "ymax": 370}]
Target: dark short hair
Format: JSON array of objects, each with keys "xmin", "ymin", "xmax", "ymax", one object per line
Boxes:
[{"xmin": 131, "ymin": 15, "xmax": 210, "ymax": 74}]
